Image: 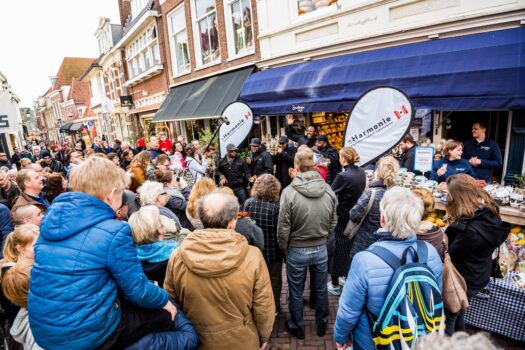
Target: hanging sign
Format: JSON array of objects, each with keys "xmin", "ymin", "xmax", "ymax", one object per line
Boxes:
[
  {"xmin": 218, "ymin": 102, "xmax": 254, "ymax": 157},
  {"xmin": 344, "ymin": 87, "xmax": 415, "ymax": 166},
  {"xmin": 414, "ymin": 146, "xmax": 435, "ymax": 174}
]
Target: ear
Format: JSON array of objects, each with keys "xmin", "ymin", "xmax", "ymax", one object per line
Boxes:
[
  {"xmin": 380, "ymin": 213, "xmax": 386, "ymax": 229},
  {"xmin": 105, "ymin": 188, "xmax": 118, "ymax": 206}
]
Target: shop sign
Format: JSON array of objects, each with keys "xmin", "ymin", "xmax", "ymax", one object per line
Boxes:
[
  {"xmin": 414, "ymin": 146, "xmax": 435, "ymax": 174},
  {"xmin": 218, "ymin": 102, "xmax": 254, "ymax": 157},
  {"xmin": 0, "ymin": 89, "xmax": 19, "ymax": 133},
  {"xmin": 344, "ymin": 87, "xmax": 414, "ymax": 166}
]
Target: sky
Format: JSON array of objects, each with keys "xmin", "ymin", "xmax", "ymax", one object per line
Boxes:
[{"xmin": 0, "ymin": 0, "xmax": 120, "ymax": 108}]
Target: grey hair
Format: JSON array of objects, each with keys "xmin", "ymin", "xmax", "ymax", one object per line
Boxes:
[
  {"xmin": 128, "ymin": 205, "xmax": 161, "ymax": 245},
  {"xmin": 380, "ymin": 187, "xmax": 423, "ymax": 239},
  {"xmin": 197, "ymin": 193, "xmax": 239, "ymax": 229},
  {"xmin": 416, "ymin": 332, "xmax": 499, "ymax": 350},
  {"xmin": 138, "ymin": 181, "xmax": 164, "ymax": 205}
]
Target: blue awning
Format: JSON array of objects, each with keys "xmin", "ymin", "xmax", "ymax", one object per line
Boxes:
[{"xmin": 240, "ymin": 27, "xmax": 525, "ymax": 115}]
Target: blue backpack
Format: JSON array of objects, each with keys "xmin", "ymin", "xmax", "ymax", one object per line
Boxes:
[{"xmin": 365, "ymin": 241, "xmax": 445, "ymax": 349}]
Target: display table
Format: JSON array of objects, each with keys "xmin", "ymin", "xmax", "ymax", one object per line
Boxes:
[
  {"xmin": 434, "ymin": 201, "xmax": 525, "ymax": 226},
  {"xmin": 465, "ymin": 275, "xmax": 525, "ymax": 342}
]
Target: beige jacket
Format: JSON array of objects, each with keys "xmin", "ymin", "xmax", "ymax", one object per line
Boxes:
[{"xmin": 164, "ymin": 229, "xmax": 275, "ymax": 350}]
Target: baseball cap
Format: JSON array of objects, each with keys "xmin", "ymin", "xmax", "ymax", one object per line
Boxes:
[
  {"xmin": 316, "ymin": 135, "xmax": 329, "ymax": 143},
  {"xmin": 278, "ymin": 136, "xmax": 289, "ymax": 144},
  {"xmin": 250, "ymin": 138, "xmax": 261, "ymax": 146},
  {"xmin": 121, "ymin": 190, "xmax": 136, "ymax": 207},
  {"xmin": 226, "ymin": 144, "xmax": 238, "ymax": 152}
]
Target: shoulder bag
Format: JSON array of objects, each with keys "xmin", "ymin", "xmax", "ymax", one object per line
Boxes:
[
  {"xmin": 442, "ymin": 252, "xmax": 469, "ymax": 313},
  {"xmin": 343, "ymin": 188, "xmax": 376, "ymax": 239}
]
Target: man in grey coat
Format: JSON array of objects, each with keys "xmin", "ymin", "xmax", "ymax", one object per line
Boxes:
[{"xmin": 277, "ymin": 148, "xmax": 337, "ymax": 340}]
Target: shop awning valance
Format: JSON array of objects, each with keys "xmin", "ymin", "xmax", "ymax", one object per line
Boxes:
[
  {"xmin": 240, "ymin": 27, "xmax": 525, "ymax": 115},
  {"xmin": 153, "ymin": 66, "xmax": 254, "ymax": 122},
  {"xmin": 59, "ymin": 123, "xmax": 72, "ymax": 133},
  {"xmin": 69, "ymin": 122, "xmax": 84, "ymax": 132}
]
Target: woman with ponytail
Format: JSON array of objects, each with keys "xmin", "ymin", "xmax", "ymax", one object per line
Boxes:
[
  {"xmin": 327, "ymin": 148, "xmax": 367, "ymax": 296},
  {"xmin": 0, "ymin": 224, "xmax": 39, "ymax": 326},
  {"xmin": 347, "ymin": 156, "xmax": 399, "ymax": 263}
]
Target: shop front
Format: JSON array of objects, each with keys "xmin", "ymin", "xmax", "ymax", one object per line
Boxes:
[{"xmin": 240, "ymin": 27, "xmax": 525, "ymax": 183}]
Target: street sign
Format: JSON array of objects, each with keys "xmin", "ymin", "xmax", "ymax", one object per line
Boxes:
[
  {"xmin": 87, "ymin": 120, "xmax": 94, "ymax": 127},
  {"xmin": 218, "ymin": 102, "xmax": 254, "ymax": 158}
]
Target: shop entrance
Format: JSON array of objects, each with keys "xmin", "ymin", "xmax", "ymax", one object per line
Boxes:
[{"xmin": 443, "ymin": 110, "xmax": 509, "ymax": 181}]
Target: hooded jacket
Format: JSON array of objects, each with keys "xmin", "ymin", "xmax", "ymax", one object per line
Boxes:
[
  {"xmin": 164, "ymin": 229, "xmax": 275, "ymax": 350},
  {"xmin": 10, "ymin": 308, "xmax": 44, "ymax": 350},
  {"xmin": 277, "ymin": 170, "xmax": 337, "ymax": 250},
  {"xmin": 446, "ymin": 209, "xmax": 510, "ymax": 291},
  {"xmin": 28, "ymin": 192, "xmax": 168, "ymax": 350},
  {"xmin": 417, "ymin": 221, "xmax": 448, "ymax": 258}
]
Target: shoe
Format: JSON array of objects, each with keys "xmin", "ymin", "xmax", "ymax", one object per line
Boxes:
[
  {"xmin": 317, "ymin": 320, "xmax": 328, "ymax": 337},
  {"xmin": 327, "ymin": 282, "xmax": 341, "ymax": 296},
  {"xmin": 286, "ymin": 323, "xmax": 305, "ymax": 340}
]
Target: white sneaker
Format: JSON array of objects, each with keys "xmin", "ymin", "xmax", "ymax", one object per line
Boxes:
[{"xmin": 327, "ymin": 282, "xmax": 341, "ymax": 296}]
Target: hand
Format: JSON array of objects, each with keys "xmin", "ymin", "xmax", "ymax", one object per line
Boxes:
[
  {"xmin": 259, "ymin": 341, "xmax": 268, "ymax": 350},
  {"xmin": 288, "ymin": 168, "xmax": 297, "ymax": 179},
  {"xmin": 336, "ymin": 342, "xmax": 351, "ymax": 350},
  {"xmin": 286, "ymin": 114, "xmax": 294, "ymax": 125},
  {"xmin": 276, "ymin": 148, "xmax": 283, "ymax": 154},
  {"xmin": 219, "ymin": 177, "xmax": 228, "ymax": 186},
  {"xmin": 178, "ymin": 177, "xmax": 188, "ymax": 189},
  {"xmin": 469, "ymin": 157, "xmax": 481, "ymax": 166},
  {"xmin": 437, "ymin": 166, "xmax": 446, "ymax": 177},
  {"xmin": 163, "ymin": 300, "xmax": 177, "ymax": 320},
  {"xmin": 249, "ymin": 176, "xmax": 256, "ymax": 183}
]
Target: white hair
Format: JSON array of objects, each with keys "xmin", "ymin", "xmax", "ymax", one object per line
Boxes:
[
  {"xmin": 138, "ymin": 181, "xmax": 164, "ymax": 205},
  {"xmin": 380, "ymin": 187, "xmax": 423, "ymax": 239},
  {"xmin": 128, "ymin": 205, "xmax": 161, "ymax": 245},
  {"xmin": 416, "ymin": 332, "xmax": 498, "ymax": 350}
]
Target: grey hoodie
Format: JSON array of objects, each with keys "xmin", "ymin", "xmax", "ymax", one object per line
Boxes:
[
  {"xmin": 11, "ymin": 308, "xmax": 44, "ymax": 350},
  {"xmin": 277, "ymin": 170, "xmax": 337, "ymax": 250}
]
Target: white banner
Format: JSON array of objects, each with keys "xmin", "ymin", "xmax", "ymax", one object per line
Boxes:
[
  {"xmin": 344, "ymin": 87, "xmax": 414, "ymax": 165},
  {"xmin": 0, "ymin": 89, "xmax": 20, "ymax": 133},
  {"xmin": 218, "ymin": 102, "xmax": 254, "ymax": 157}
]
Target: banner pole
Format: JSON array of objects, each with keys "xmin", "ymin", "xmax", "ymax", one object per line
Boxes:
[{"xmin": 204, "ymin": 119, "xmax": 226, "ymax": 154}]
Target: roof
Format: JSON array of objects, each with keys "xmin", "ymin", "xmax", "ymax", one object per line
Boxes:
[
  {"xmin": 67, "ymin": 78, "xmax": 91, "ymax": 105},
  {"xmin": 52, "ymin": 57, "xmax": 95, "ymax": 91}
]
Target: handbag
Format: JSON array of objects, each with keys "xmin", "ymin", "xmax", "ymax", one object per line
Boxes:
[
  {"xmin": 343, "ymin": 189, "xmax": 376, "ymax": 239},
  {"xmin": 491, "ymin": 246, "xmax": 503, "ymax": 279},
  {"xmin": 442, "ymin": 252, "xmax": 469, "ymax": 313}
]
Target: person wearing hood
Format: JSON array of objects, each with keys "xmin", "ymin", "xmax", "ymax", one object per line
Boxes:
[
  {"xmin": 444, "ymin": 174, "xmax": 510, "ymax": 335},
  {"xmin": 272, "ymin": 136, "xmax": 296, "ymax": 190},
  {"xmin": 27, "ymin": 157, "xmax": 177, "ymax": 350},
  {"xmin": 277, "ymin": 148, "xmax": 337, "ymax": 340},
  {"xmin": 164, "ymin": 192, "xmax": 275, "ymax": 350},
  {"xmin": 129, "ymin": 206, "xmax": 179, "ymax": 287},
  {"xmin": 39, "ymin": 150, "xmax": 66, "ymax": 177},
  {"xmin": 314, "ymin": 135, "xmax": 340, "ymax": 185},
  {"xmin": 412, "ymin": 188, "xmax": 448, "ymax": 258},
  {"xmin": 246, "ymin": 138, "xmax": 273, "ymax": 184}
]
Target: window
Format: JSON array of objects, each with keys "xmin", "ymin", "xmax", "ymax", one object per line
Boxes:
[
  {"xmin": 131, "ymin": 0, "xmax": 150, "ymax": 19},
  {"xmin": 192, "ymin": 0, "xmax": 220, "ymax": 66},
  {"xmin": 296, "ymin": 0, "xmax": 337, "ymax": 16},
  {"xmin": 225, "ymin": 0, "xmax": 254, "ymax": 57},
  {"xmin": 168, "ymin": 6, "xmax": 191, "ymax": 75},
  {"xmin": 125, "ymin": 24, "xmax": 161, "ymax": 79}
]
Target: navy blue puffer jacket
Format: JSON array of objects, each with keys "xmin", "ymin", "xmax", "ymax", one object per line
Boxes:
[{"xmin": 28, "ymin": 192, "xmax": 169, "ymax": 350}]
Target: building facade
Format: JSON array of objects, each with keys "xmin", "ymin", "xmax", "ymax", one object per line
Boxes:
[{"xmin": 0, "ymin": 71, "xmax": 24, "ymax": 156}]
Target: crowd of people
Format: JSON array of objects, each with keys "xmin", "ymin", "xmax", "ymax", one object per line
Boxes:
[{"xmin": 0, "ymin": 119, "xmax": 508, "ymax": 350}]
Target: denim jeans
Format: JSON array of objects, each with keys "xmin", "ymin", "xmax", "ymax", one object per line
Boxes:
[{"xmin": 286, "ymin": 245, "xmax": 329, "ymax": 330}]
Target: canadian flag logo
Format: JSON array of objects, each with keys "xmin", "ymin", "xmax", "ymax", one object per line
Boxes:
[{"xmin": 394, "ymin": 105, "xmax": 409, "ymax": 120}]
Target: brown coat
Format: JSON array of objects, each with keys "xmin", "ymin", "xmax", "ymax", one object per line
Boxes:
[
  {"xmin": 128, "ymin": 166, "xmax": 146, "ymax": 192},
  {"xmin": 11, "ymin": 192, "xmax": 48, "ymax": 216},
  {"xmin": 164, "ymin": 229, "xmax": 275, "ymax": 350}
]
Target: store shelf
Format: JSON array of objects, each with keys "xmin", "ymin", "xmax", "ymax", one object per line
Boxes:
[{"xmin": 314, "ymin": 121, "xmax": 346, "ymax": 126}]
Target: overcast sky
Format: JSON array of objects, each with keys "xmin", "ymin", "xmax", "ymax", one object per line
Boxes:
[{"xmin": 0, "ymin": 0, "xmax": 120, "ymax": 108}]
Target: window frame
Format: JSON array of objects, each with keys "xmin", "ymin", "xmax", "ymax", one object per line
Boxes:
[
  {"xmin": 190, "ymin": 0, "xmax": 221, "ymax": 68},
  {"xmin": 167, "ymin": 4, "xmax": 191, "ymax": 77},
  {"xmin": 125, "ymin": 23, "xmax": 161, "ymax": 80},
  {"xmin": 224, "ymin": 0, "xmax": 255, "ymax": 59}
]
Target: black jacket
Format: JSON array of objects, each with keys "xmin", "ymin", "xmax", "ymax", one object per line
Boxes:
[
  {"xmin": 141, "ymin": 260, "xmax": 168, "ymax": 288},
  {"xmin": 41, "ymin": 159, "xmax": 66, "ymax": 176},
  {"xmin": 400, "ymin": 146, "xmax": 421, "ymax": 175},
  {"xmin": 248, "ymin": 147, "xmax": 273, "ymax": 177},
  {"xmin": 331, "ymin": 165, "xmax": 366, "ymax": 225},
  {"xmin": 317, "ymin": 145, "xmax": 340, "ymax": 185},
  {"xmin": 273, "ymin": 144, "xmax": 296, "ymax": 189},
  {"xmin": 446, "ymin": 209, "xmax": 510, "ymax": 292},
  {"xmin": 216, "ymin": 155, "xmax": 250, "ymax": 189},
  {"xmin": 285, "ymin": 125, "xmax": 316, "ymax": 148}
]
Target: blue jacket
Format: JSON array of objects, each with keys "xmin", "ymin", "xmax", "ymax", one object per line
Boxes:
[
  {"xmin": 125, "ymin": 307, "xmax": 200, "ymax": 350},
  {"xmin": 334, "ymin": 236, "xmax": 442, "ymax": 350},
  {"xmin": 430, "ymin": 157, "xmax": 477, "ymax": 182},
  {"xmin": 0, "ymin": 203, "xmax": 13, "ymax": 258},
  {"xmin": 462, "ymin": 138, "xmax": 502, "ymax": 183},
  {"xmin": 28, "ymin": 192, "xmax": 169, "ymax": 350}
]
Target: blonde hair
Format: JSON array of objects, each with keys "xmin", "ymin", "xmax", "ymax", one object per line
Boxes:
[
  {"xmin": 70, "ymin": 157, "xmax": 129, "ymax": 201},
  {"xmin": 2, "ymin": 259, "xmax": 33, "ymax": 308},
  {"xmin": 294, "ymin": 149, "xmax": 314, "ymax": 172},
  {"xmin": 215, "ymin": 187, "xmax": 234, "ymax": 196},
  {"xmin": 412, "ymin": 188, "xmax": 435, "ymax": 219},
  {"xmin": 446, "ymin": 174, "xmax": 498, "ymax": 223},
  {"xmin": 375, "ymin": 156, "xmax": 399, "ymax": 187},
  {"xmin": 187, "ymin": 178, "xmax": 216, "ymax": 218},
  {"xmin": 20, "ymin": 158, "xmax": 32, "ymax": 168},
  {"xmin": 130, "ymin": 151, "xmax": 151, "ymax": 171},
  {"xmin": 2, "ymin": 224, "xmax": 39, "ymax": 263},
  {"xmin": 128, "ymin": 206, "xmax": 162, "ymax": 245},
  {"xmin": 84, "ymin": 148, "xmax": 95, "ymax": 157},
  {"xmin": 339, "ymin": 147, "xmax": 360, "ymax": 166}
]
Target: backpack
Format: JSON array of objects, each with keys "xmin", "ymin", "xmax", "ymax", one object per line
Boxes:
[{"xmin": 365, "ymin": 241, "xmax": 445, "ymax": 349}]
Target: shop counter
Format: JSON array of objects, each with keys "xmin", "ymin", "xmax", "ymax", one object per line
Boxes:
[
  {"xmin": 434, "ymin": 201, "xmax": 525, "ymax": 226},
  {"xmin": 465, "ymin": 275, "xmax": 525, "ymax": 342}
]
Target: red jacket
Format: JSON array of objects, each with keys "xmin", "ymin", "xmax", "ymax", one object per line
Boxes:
[{"xmin": 159, "ymin": 139, "xmax": 173, "ymax": 154}]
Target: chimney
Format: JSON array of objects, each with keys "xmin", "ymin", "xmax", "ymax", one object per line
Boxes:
[
  {"xmin": 118, "ymin": 0, "xmax": 132, "ymax": 28},
  {"xmin": 49, "ymin": 76, "xmax": 58, "ymax": 89}
]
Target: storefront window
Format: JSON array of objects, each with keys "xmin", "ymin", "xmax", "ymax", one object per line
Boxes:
[
  {"xmin": 192, "ymin": 0, "xmax": 220, "ymax": 66},
  {"xmin": 227, "ymin": 0, "xmax": 254, "ymax": 56},
  {"xmin": 168, "ymin": 5, "xmax": 191, "ymax": 75},
  {"xmin": 296, "ymin": 0, "xmax": 337, "ymax": 16}
]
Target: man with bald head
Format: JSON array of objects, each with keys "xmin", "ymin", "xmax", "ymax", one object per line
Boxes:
[
  {"xmin": 12, "ymin": 204, "xmax": 44, "ymax": 227},
  {"xmin": 164, "ymin": 192, "xmax": 275, "ymax": 350}
]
